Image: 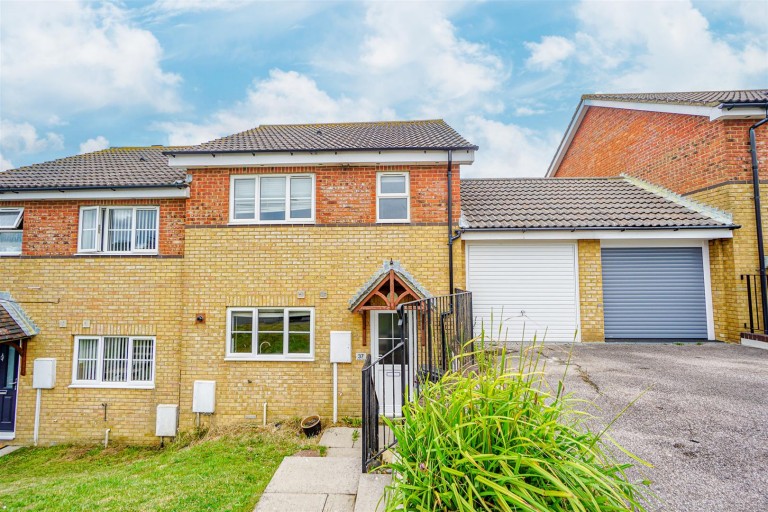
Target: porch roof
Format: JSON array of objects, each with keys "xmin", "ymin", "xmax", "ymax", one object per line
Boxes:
[
  {"xmin": 0, "ymin": 293, "xmax": 40, "ymax": 343},
  {"xmin": 349, "ymin": 260, "xmax": 431, "ymax": 313}
]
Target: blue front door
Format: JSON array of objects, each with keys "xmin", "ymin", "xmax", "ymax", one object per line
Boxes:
[{"xmin": 0, "ymin": 344, "xmax": 19, "ymax": 433}]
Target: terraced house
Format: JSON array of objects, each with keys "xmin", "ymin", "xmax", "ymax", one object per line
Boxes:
[
  {"xmin": 0, "ymin": 120, "xmax": 475, "ymax": 445},
  {"xmin": 0, "ymin": 102, "xmax": 762, "ymax": 446}
]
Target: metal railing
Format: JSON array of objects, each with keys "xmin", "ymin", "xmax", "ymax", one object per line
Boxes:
[
  {"xmin": 741, "ymin": 274, "xmax": 765, "ymax": 334},
  {"xmin": 361, "ymin": 291, "xmax": 474, "ymax": 473}
]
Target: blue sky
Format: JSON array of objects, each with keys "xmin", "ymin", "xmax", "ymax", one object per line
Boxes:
[{"xmin": 1, "ymin": 0, "xmax": 766, "ymax": 177}]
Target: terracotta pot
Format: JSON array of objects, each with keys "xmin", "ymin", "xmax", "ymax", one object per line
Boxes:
[{"xmin": 300, "ymin": 415, "xmax": 321, "ymax": 437}]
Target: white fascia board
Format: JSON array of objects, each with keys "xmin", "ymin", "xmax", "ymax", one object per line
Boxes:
[
  {"xmin": 710, "ymin": 106, "xmax": 768, "ymax": 121},
  {"xmin": 166, "ymin": 149, "xmax": 475, "ymax": 168},
  {"xmin": 546, "ymin": 101, "xmax": 587, "ymax": 177},
  {"xmin": 0, "ymin": 187, "xmax": 190, "ymax": 201},
  {"xmin": 461, "ymin": 228, "xmax": 733, "ymax": 241},
  {"xmin": 584, "ymin": 99, "xmax": 715, "ymax": 118}
]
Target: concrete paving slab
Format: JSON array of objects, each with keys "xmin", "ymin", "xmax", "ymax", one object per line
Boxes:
[
  {"xmin": 327, "ymin": 447, "xmax": 360, "ymax": 458},
  {"xmin": 0, "ymin": 446, "xmax": 21, "ymax": 458},
  {"xmin": 353, "ymin": 473, "xmax": 391, "ymax": 512},
  {"xmin": 323, "ymin": 494, "xmax": 356, "ymax": 512},
  {"xmin": 265, "ymin": 456, "xmax": 360, "ymax": 495},
  {"xmin": 254, "ymin": 493, "xmax": 328, "ymax": 512},
  {"xmin": 319, "ymin": 427, "xmax": 360, "ymax": 448}
]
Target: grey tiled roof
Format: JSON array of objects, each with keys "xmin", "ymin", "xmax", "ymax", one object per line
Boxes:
[
  {"xmin": 583, "ymin": 90, "xmax": 768, "ymax": 107},
  {"xmin": 0, "ymin": 293, "xmax": 39, "ymax": 343},
  {"xmin": 170, "ymin": 119, "xmax": 478, "ymax": 154},
  {"xmin": 0, "ymin": 147, "xmax": 187, "ymax": 191},
  {"xmin": 460, "ymin": 177, "xmax": 734, "ymax": 230}
]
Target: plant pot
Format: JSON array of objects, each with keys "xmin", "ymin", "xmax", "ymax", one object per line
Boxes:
[{"xmin": 301, "ymin": 415, "xmax": 321, "ymax": 437}]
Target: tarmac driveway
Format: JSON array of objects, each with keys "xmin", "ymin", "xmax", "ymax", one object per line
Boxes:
[{"xmin": 533, "ymin": 342, "xmax": 768, "ymax": 512}]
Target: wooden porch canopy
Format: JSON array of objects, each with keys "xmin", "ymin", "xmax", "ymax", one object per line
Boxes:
[
  {"xmin": 349, "ymin": 261, "xmax": 431, "ymax": 346},
  {"xmin": 0, "ymin": 295, "xmax": 40, "ymax": 377}
]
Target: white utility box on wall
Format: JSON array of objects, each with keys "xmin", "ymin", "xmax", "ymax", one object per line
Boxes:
[
  {"xmin": 193, "ymin": 380, "xmax": 216, "ymax": 413},
  {"xmin": 32, "ymin": 358, "xmax": 56, "ymax": 389},
  {"xmin": 329, "ymin": 331, "xmax": 352, "ymax": 363},
  {"xmin": 156, "ymin": 405, "xmax": 178, "ymax": 437}
]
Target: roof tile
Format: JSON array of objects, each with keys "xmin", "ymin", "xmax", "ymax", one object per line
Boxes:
[
  {"xmin": 460, "ymin": 177, "xmax": 734, "ymax": 230},
  {"xmin": 582, "ymin": 89, "xmax": 768, "ymax": 107}
]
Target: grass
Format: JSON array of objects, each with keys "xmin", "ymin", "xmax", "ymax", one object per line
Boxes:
[
  {"xmin": 0, "ymin": 423, "xmax": 313, "ymax": 512},
  {"xmin": 382, "ymin": 339, "xmax": 652, "ymax": 511}
]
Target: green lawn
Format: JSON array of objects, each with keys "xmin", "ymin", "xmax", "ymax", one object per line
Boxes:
[{"xmin": 0, "ymin": 426, "xmax": 310, "ymax": 512}]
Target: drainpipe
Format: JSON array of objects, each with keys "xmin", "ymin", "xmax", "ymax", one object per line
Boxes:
[
  {"xmin": 749, "ymin": 114, "xmax": 768, "ymax": 331},
  {"xmin": 447, "ymin": 150, "xmax": 455, "ymax": 295}
]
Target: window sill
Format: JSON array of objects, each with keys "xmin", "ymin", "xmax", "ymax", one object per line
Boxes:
[
  {"xmin": 376, "ymin": 220, "xmax": 411, "ymax": 224},
  {"xmin": 0, "ymin": 253, "xmax": 21, "ymax": 257},
  {"xmin": 75, "ymin": 252, "xmax": 159, "ymax": 257},
  {"xmin": 69, "ymin": 383, "xmax": 155, "ymax": 390},
  {"xmin": 224, "ymin": 356, "xmax": 315, "ymax": 362},
  {"xmin": 227, "ymin": 220, "xmax": 316, "ymax": 226}
]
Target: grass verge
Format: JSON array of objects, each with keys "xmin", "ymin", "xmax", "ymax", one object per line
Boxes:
[{"xmin": 0, "ymin": 423, "xmax": 312, "ymax": 512}]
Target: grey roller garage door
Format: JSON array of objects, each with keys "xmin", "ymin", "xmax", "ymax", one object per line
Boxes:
[{"xmin": 602, "ymin": 247, "xmax": 708, "ymax": 339}]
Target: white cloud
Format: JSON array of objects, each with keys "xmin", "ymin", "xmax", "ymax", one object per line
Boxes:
[
  {"xmin": 0, "ymin": 154, "xmax": 14, "ymax": 172},
  {"xmin": 514, "ymin": 106, "xmax": 546, "ymax": 117},
  {"xmin": 0, "ymin": 120, "xmax": 65, "ymax": 155},
  {"xmin": 158, "ymin": 69, "xmax": 394, "ymax": 145},
  {"xmin": 349, "ymin": 1, "xmax": 506, "ymax": 118},
  {"xmin": 0, "ymin": 1, "xmax": 182, "ymax": 122},
  {"xmin": 532, "ymin": 0, "xmax": 768, "ymax": 92},
  {"xmin": 461, "ymin": 116, "xmax": 561, "ymax": 178},
  {"xmin": 79, "ymin": 136, "xmax": 110, "ymax": 154},
  {"xmin": 524, "ymin": 36, "xmax": 576, "ymax": 69},
  {"xmin": 148, "ymin": 0, "xmax": 254, "ymax": 15}
]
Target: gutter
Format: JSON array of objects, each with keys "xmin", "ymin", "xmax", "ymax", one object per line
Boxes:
[
  {"xmin": 749, "ymin": 114, "xmax": 768, "ymax": 331},
  {"xmin": 164, "ymin": 145, "xmax": 479, "ymax": 156},
  {"xmin": 461, "ymin": 224, "xmax": 739, "ymax": 232},
  {"xmin": 0, "ymin": 183, "xmax": 188, "ymax": 194}
]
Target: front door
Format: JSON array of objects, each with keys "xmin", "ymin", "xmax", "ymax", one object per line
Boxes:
[
  {"xmin": 0, "ymin": 344, "xmax": 19, "ymax": 434},
  {"xmin": 371, "ymin": 311, "xmax": 415, "ymax": 417}
]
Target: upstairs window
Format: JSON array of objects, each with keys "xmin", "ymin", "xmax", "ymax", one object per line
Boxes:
[
  {"xmin": 230, "ymin": 174, "xmax": 314, "ymax": 223},
  {"xmin": 377, "ymin": 172, "xmax": 410, "ymax": 222},
  {"xmin": 78, "ymin": 206, "xmax": 159, "ymax": 254},
  {"xmin": 0, "ymin": 208, "xmax": 23, "ymax": 255}
]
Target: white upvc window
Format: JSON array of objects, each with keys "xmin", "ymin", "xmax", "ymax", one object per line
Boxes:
[
  {"xmin": 0, "ymin": 207, "xmax": 23, "ymax": 256},
  {"xmin": 229, "ymin": 174, "xmax": 315, "ymax": 224},
  {"xmin": 78, "ymin": 206, "xmax": 159, "ymax": 254},
  {"xmin": 225, "ymin": 307, "xmax": 314, "ymax": 361},
  {"xmin": 71, "ymin": 336, "xmax": 155, "ymax": 388},
  {"xmin": 376, "ymin": 172, "xmax": 410, "ymax": 223}
]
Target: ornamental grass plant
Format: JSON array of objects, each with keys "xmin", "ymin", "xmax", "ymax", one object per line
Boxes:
[{"xmin": 382, "ymin": 338, "xmax": 651, "ymax": 511}]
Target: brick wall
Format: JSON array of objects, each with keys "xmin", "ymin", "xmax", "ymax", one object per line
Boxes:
[
  {"xmin": 577, "ymin": 240, "xmax": 604, "ymax": 342},
  {"xmin": 4, "ymin": 199, "xmax": 186, "ymax": 256},
  {"xmin": 2, "ymin": 257, "xmax": 182, "ymax": 445},
  {"xmin": 186, "ymin": 164, "xmax": 460, "ymax": 226},
  {"xmin": 556, "ymin": 107, "xmax": 768, "ymax": 195}
]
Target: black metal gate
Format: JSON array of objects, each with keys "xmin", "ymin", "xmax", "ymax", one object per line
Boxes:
[{"xmin": 361, "ymin": 291, "xmax": 473, "ymax": 473}]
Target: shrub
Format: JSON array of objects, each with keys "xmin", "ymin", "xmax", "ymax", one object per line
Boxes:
[{"xmin": 382, "ymin": 340, "xmax": 650, "ymax": 511}]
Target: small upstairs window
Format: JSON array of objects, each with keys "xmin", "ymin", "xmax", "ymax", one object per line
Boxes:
[
  {"xmin": 230, "ymin": 174, "xmax": 314, "ymax": 223},
  {"xmin": 377, "ymin": 172, "xmax": 410, "ymax": 223},
  {"xmin": 0, "ymin": 208, "xmax": 23, "ymax": 255},
  {"xmin": 78, "ymin": 206, "xmax": 159, "ymax": 254}
]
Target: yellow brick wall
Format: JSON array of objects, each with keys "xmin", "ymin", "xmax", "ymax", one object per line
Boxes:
[
  {"xmin": 577, "ymin": 240, "xmax": 605, "ymax": 342},
  {"xmin": 689, "ymin": 183, "xmax": 768, "ymax": 342},
  {"xmin": 0, "ymin": 258, "xmax": 183, "ymax": 445},
  {"xmin": 177, "ymin": 225, "xmax": 452, "ymax": 432}
]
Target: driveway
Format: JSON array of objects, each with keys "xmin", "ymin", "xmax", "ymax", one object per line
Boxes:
[{"xmin": 531, "ymin": 342, "xmax": 768, "ymax": 512}]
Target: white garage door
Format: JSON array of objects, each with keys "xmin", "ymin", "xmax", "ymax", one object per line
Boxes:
[{"xmin": 466, "ymin": 242, "xmax": 579, "ymax": 343}]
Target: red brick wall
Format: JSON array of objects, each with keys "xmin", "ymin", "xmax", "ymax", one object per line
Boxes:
[
  {"xmin": 555, "ymin": 107, "xmax": 768, "ymax": 194},
  {"xmin": 3, "ymin": 199, "xmax": 185, "ymax": 256},
  {"xmin": 186, "ymin": 164, "xmax": 461, "ymax": 225}
]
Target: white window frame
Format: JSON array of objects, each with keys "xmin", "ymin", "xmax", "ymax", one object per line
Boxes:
[
  {"xmin": 70, "ymin": 335, "xmax": 156, "ymax": 389},
  {"xmin": 0, "ymin": 207, "xmax": 23, "ymax": 256},
  {"xmin": 229, "ymin": 174, "xmax": 315, "ymax": 225},
  {"xmin": 225, "ymin": 307, "xmax": 315, "ymax": 361},
  {"xmin": 77, "ymin": 206, "xmax": 160, "ymax": 254},
  {"xmin": 376, "ymin": 172, "xmax": 410, "ymax": 223}
]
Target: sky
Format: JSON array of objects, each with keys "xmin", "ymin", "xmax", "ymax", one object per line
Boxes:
[{"xmin": 0, "ymin": 0, "xmax": 766, "ymax": 177}]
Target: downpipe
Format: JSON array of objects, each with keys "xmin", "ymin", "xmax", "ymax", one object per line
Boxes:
[{"xmin": 749, "ymin": 114, "xmax": 768, "ymax": 331}]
